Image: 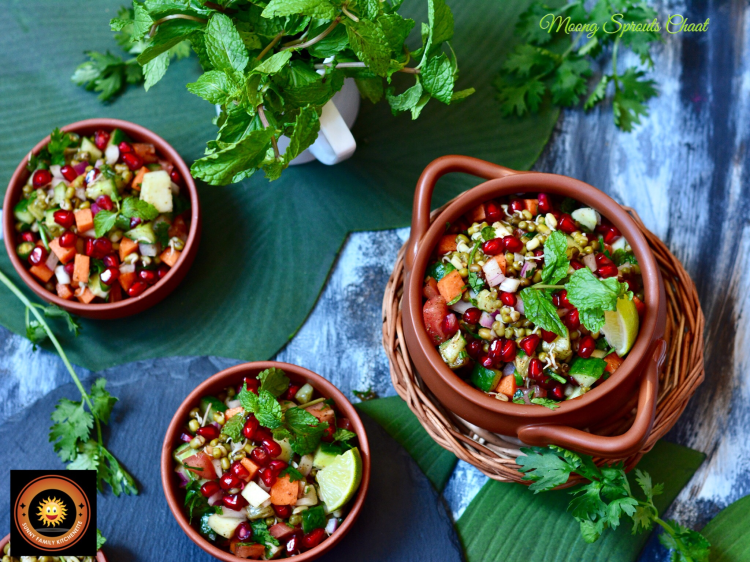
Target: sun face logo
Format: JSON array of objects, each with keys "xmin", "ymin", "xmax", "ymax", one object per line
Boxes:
[{"xmin": 36, "ymin": 497, "xmax": 68, "ymax": 528}]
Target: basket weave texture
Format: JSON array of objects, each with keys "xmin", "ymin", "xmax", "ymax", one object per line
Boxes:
[{"xmin": 381, "ymin": 203, "xmax": 705, "ymax": 484}]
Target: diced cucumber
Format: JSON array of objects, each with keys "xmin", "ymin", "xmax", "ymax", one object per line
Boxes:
[
  {"xmin": 140, "ymin": 171, "xmax": 173, "ymax": 213},
  {"xmin": 173, "ymin": 443, "xmax": 195, "ymax": 463},
  {"xmin": 571, "ymin": 207, "xmax": 599, "ymax": 231},
  {"xmin": 277, "ymin": 438, "xmax": 293, "ymax": 463},
  {"xmin": 569, "ymin": 357, "xmax": 607, "ymax": 388},
  {"xmin": 200, "ymin": 396, "xmax": 228, "ymax": 415},
  {"xmin": 53, "ymin": 184, "xmax": 67, "ymax": 206},
  {"xmin": 27, "ymin": 198, "xmax": 46, "ymax": 222},
  {"xmin": 566, "ymin": 386, "xmax": 585, "ymax": 400},
  {"xmin": 14, "ymin": 199, "xmax": 34, "ymax": 224},
  {"xmin": 313, "ymin": 443, "xmax": 341, "ymax": 469},
  {"xmin": 81, "ymin": 137, "xmax": 102, "ymax": 161},
  {"xmin": 514, "ymin": 349, "xmax": 531, "ymax": 378},
  {"xmin": 44, "ymin": 209, "xmax": 64, "ymax": 237},
  {"xmin": 86, "ymin": 177, "xmax": 117, "ymax": 200},
  {"xmin": 125, "ymin": 222, "xmax": 156, "ymax": 244},
  {"xmin": 439, "ymin": 331, "xmax": 467, "ymax": 366},
  {"xmin": 427, "ymin": 261, "xmax": 455, "ymax": 282},
  {"xmin": 470, "ymin": 364, "xmax": 502, "ymax": 393},
  {"xmin": 207, "ymin": 514, "xmax": 242, "ymax": 540},
  {"xmin": 88, "ymin": 275, "xmax": 110, "ymax": 299},
  {"xmin": 108, "ymin": 128, "xmax": 129, "ymax": 147},
  {"xmin": 294, "ymin": 383, "xmax": 314, "ymax": 404},
  {"xmin": 16, "ymin": 242, "xmax": 34, "ymax": 260},
  {"xmin": 147, "ymin": 163, "xmax": 162, "ymax": 171}
]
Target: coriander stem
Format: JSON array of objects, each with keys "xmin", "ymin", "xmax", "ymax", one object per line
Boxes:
[
  {"xmin": 612, "ymin": 36, "xmax": 621, "ymax": 89},
  {"xmin": 296, "ymin": 397, "xmax": 326, "ymax": 410},
  {"xmin": 256, "ymin": 32, "xmax": 284, "ymax": 61},
  {"xmin": 0, "ymin": 267, "xmax": 103, "ymax": 445},
  {"xmin": 654, "ymin": 517, "xmax": 695, "ymax": 562},
  {"xmin": 282, "ymin": 17, "xmax": 341, "ymax": 51},
  {"xmin": 531, "ymin": 284, "xmax": 564, "ymax": 289},
  {"xmin": 313, "ymin": 62, "xmax": 420, "ymax": 74},
  {"xmin": 257, "ymin": 105, "xmax": 280, "ymax": 160},
  {"xmin": 148, "ymin": 14, "xmax": 207, "ymax": 38},
  {"xmin": 341, "ymin": 5, "xmax": 359, "ymax": 22}
]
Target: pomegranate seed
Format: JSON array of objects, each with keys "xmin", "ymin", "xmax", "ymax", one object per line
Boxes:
[
  {"xmin": 500, "ymin": 292, "xmax": 517, "ymax": 306},
  {"xmin": 119, "ymin": 141, "xmax": 133, "ymax": 154},
  {"xmin": 259, "ymin": 467, "xmax": 277, "ymax": 487},
  {"xmin": 28, "ymin": 246, "xmax": 47, "ymax": 266},
  {"xmin": 242, "ymin": 377, "xmax": 260, "ymax": 394},
  {"xmin": 268, "ymin": 460, "xmax": 288, "ymax": 473},
  {"xmin": 479, "ymin": 355, "xmax": 494, "ymax": 369},
  {"xmin": 93, "ymin": 237, "xmax": 112, "ymax": 258},
  {"xmin": 95, "ymin": 195, "xmax": 114, "ymax": 211},
  {"xmin": 488, "ymin": 339, "xmax": 503, "ymax": 361},
  {"xmin": 179, "ymin": 432, "xmax": 193, "ymax": 443},
  {"xmin": 559, "ymin": 214, "xmax": 578, "ymax": 233},
  {"xmin": 222, "ymin": 493, "xmax": 247, "ymax": 511},
  {"xmin": 283, "ymin": 384, "xmax": 300, "ymax": 401},
  {"xmin": 255, "ymin": 427, "xmax": 273, "ymax": 443},
  {"xmin": 286, "ymin": 534, "xmax": 301, "ymax": 554},
  {"xmin": 500, "ymin": 339, "xmax": 517, "ymax": 362},
  {"xmin": 482, "ymin": 238, "xmax": 504, "ymax": 255},
  {"xmin": 466, "ymin": 340, "xmax": 483, "ymax": 358},
  {"xmin": 534, "ymin": 249, "xmax": 544, "ymax": 258},
  {"xmin": 570, "ymin": 260, "xmax": 585, "ymax": 270},
  {"xmin": 83, "ymin": 238, "xmax": 94, "ymax": 256},
  {"xmin": 157, "ymin": 264, "xmax": 170, "ymax": 279},
  {"xmin": 463, "ymin": 307, "xmax": 482, "ymax": 325},
  {"xmin": 528, "ymin": 358, "xmax": 544, "ymax": 380},
  {"xmin": 578, "ymin": 336, "xmax": 596, "ymax": 358},
  {"xmin": 250, "ymin": 446, "xmax": 269, "ymax": 466},
  {"xmin": 603, "ymin": 225, "xmax": 621, "ymax": 244},
  {"xmin": 122, "ymin": 152, "xmax": 143, "ymax": 171},
  {"xmin": 139, "ymin": 269, "xmax": 157, "ymax": 284},
  {"xmin": 442, "ymin": 313, "xmax": 459, "ymax": 338},
  {"xmin": 100, "ymin": 266, "xmax": 120, "ymax": 286},
  {"xmin": 598, "ymin": 264, "xmax": 619, "ymax": 278},
  {"xmin": 262, "ymin": 438, "xmax": 282, "ymax": 458},
  {"xmin": 273, "ymin": 504, "xmax": 292, "ymax": 518},
  {"xmin": 220, "ymin": 472, "xmax": 241, "ymax": 491},
  {"xmin": 550, "ymin": 384, "xmax": 565, "ymax": 400},
  {"xmin": 540, "ymin": 329, "xmax": 558, "ymax": 343},
  {"xmin": 595, "ymin": 253, "xmax": 613, "ymax": 267},
  {"xmin": 94, "ymin": 130, "xmax": 110, "ymax": 150},
  {"xmin": 85, "ymin": 168, "xmax": 100, "ymax": 185},
  {"xmin": 485, "ymin": 201, "xmax": 503, "ymax": 222},
  {"xmin": 337, "ymin": 417, "xmax": 353, "ymax": 431},
  {"xmin": 197, "ymin": 425, "xmax": 220, "ymax": 441},
  {"xmin": 235, "ymin": 521, "xmax": 253, "ymax": 542},
  {"xmin": 563, "ymin": 309, "xmax": 580, "ymax": 330},
  {"xmin": 520, "ymin": 334, "xmax": 540, "ymax": 356},
  {"xmin": 103, "ymin": 254, "xmax": 119, "ymax": 268},
  {"xmin": 502, "ymin": 236, "xmax": 523, "ymax": 253},
  {"xmin": 64, "ymin": 262, "xmax": 75, "ymax": 276},
  {"xmin": 60, "ymin": 165, "xmax": 78, "ymax": 182},
  {"xmin": 59, "ymin": 232, "xmax": 77, "ymax": 248},
  {"xmin": 32, "ymin": 169, "xmax": 52, "ymax": 188},
  {"xmin": 243, "ymin": 417, "xmax": 260, "ymax": 440},
  {"xmin": 170, "ymin": 169, "xmax": 182, "ymax": 184},
  {"xmin": 538, "ymin": 193, "xmax": 551, "ymax": 213},
  {"xmin": 127, "ymin": 281, "xmax": 148, "ymax": 297},
  {"xmin": 200, "ymin": 481, "xmax": 221, "ymax": 498},
  {"xmin": 301, "ymin": 528, "xmax": 327, "ymax": 550},
  {"xmin": 510, "ymin": 199, "xmax": 524, "ymax": 213},
  {"xmin": 231, "ymin": 461, "xmax": 250, "ymax": 480},
  {"xmin": 634, "ymin": 296, "xmax": 646, "ymax": 317},
  {"xmin": 20, "ymin": 232, "xmax": 37, "ymax": 243},
  {"xmin": 129, "ymin": 217, "xmax": 142, "ymax": 228}
]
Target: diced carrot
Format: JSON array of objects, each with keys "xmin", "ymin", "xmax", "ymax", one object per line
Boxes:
[
  {"xmin": 468, "ymin": 203, "xmax": 486, "ymax": 222},
  {"xmin": 56, "ymin": 283, "xmax": 74, "ymax": 300},
  {"xmin": 633, "ymin": 296, "xmax": 646, "ymax": 317},
  {"xmin": 75, "ymin": 287, "xmax": 95, "ymax": 304},
  {"xmin": 304, "ymin": 403, "xmax": 335, "ymax": 425},
  {"xmin": 229, "ymin": 540, "xmax": 265, "ymax": 559},
  {"xmin": 49, "ymin": 238, "xmax": 76, "ymax": 264},
  {"xmin": 132, "ymin": 143, "xmax": 158, "ymax": 163},
  {"xmin": 75, "ymin": 237, "xmax": 85, "ymax": 255},
  {"xmin": 437, "ymin": 234, "xmax": 458, "ymax": 255},
  {"xmin": 524, "ymin": 199, "xmax": 539, "ymax": 216},
  {"xmin": 493, "ymin": 254, "xmax": 507, "ymax": 275},
  {"xmin": 72, "ymin": 254, "xmax": 90, "ymax": 285},
  {"xmin": 119, "ymin": 237, "xmax": 139, "ymax": 262},
  {"xmin": 604, "ymin": 352, "xmax": 624, "ymax": 374},
  {"xmin": 270, "ymin": 474, "xmax": 299, "ymax": 506},
  {"xmin": 108, "ymin": 283, "xmax": 123, "ymax": 302},
  {"xmin": 74, "ymin": 209, "xmax": 94, "ymax": 232},
  {"xmin": 131, "ymin": 166, "xmax": 149, "ymax": 191},
  {"xmin": 119, "ymin": 271, "xmax": 136, "ymax": 292},
  {"xmin": 496, "ymin": 375, "xmax": 517, "ymax": 397},
  {"xmin": 240, "ymin": 458, "xmax": 260, "ymax": 481},
  {"xmin": 225, "ymin": 406, "xmax": 244, "ymax": 419},
  {"xmin": 160, "ymin": 247, "xmax": 181, "ymax": 268},
  {"xmin": 423, "ymin": 277, "xmax": 440, "ymax": 300},
  {"xmin": 29, "ymin": 264, "xmax": 54, "ymax": 283},
  {"xmin": 436, "ymin": 269, "xmax": 466, "ymax": 303}
]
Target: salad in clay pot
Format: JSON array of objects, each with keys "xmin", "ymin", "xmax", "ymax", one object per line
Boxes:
[{"xmin": 423, "ymin": 193, "xmax": 644, "ymax": 409}]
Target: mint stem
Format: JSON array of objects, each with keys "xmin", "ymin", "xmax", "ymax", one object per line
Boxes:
[
  {"xmin": 257, "ymin": 105, "xmax": 280, "ymax": 160},
  {"xmin": 148, "ymin": 14, "xmax": 207, "ymax": 38},
  {"xmin": 256, "ymin": 31, "xmax": 284, "ymax": 61},
  {"xmin": 282, "ymin": 17, "xmax": 341, "ymax": 52}
]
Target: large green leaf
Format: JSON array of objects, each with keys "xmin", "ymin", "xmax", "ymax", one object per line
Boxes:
[
  {"xmin": 457, "ymin": 441, "xmax": 705, "ymax": 561},
  {"xmin": 356, "ymin": 396, "xmax": 457, "ymax": 491},
  {"xmin": 0, "ymin": 0, "xmax": 558, "ymax": 370},
  {"xmin": 701, "ymin": 494, "xmax": 750, "ymax": 561}
]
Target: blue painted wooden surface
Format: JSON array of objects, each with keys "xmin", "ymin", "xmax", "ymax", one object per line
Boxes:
[{"xmin": 1, "ymin": 0, "xmax": 748, "ymax": 560}]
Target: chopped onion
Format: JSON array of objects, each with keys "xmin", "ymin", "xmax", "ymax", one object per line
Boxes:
[
  {"xmin": 139, "ymin": 243, "xmax": 158, "ymax": 257},
  {"xmin": 450, "ymin": 299, "xmax": 473, "ymax": 315},
  {"xmin": 499, "ymin": 278, "xmax": 521, "ymax": 293},
  {"xmin": 75, "ymin": 187, "xmax": 87, "ymax": 200},
  {"xmin": 211, "ymin": 458, "xmax": 223, "ymax": 477},
  {"xmin": 298, "ymin": 454, "xmax": 314, "ymax": 476},
  {"xmin": 503, "ymin": 363, "xmax": 516, "ymax": 376},
  {"xmin": 45, "ymin": 252, "xmax": 59, "ymax": 271},
  {"xmin": 54, "ymin": 265, "xmax": 71, "ymax": 285},
  {"xmin": 479, "ymin": 312, "xmax": 494, "ymax": 329},
  {"xmin": 119, "ymin": 263, "xmax": 135, "ymax": 274},
  {"xmin": 583, "ymin": 254, "xmax": 598, "ymax": 272},
  {"xmin": 483, "ymin": 258, "xmax": 506, "ymax": 287},
  {"xmin": 175, "ymin": 467, "xmax": 190, "ymax": 488},
  {"xmin": 170, "ymin": 181, "xmax": 180, "ymax": 195},
  {"xmin": 514, "ymin": 252, "xmax": 524, "ymax": 263},
  {"xmin": 50, "ymin": 165, "xmax": 63, "ymax": 180},
  {"xmin": 94, "ymin": 159, "xmax": 104, "ymax": 168},
  {"xmin": 325, "ymin": 518, "xmax": 338, "ymax": 534},
  {"xmin": 208, "ymin": 491, "xmax": 224, "ymax": 506},
  {"xmin": 226, "ymin": 399, "xmax": 241, "ymax": 409},
  {"xmin": 105, "ymin": 144, "xmax": 120, "ymax": 165},
  {"xmin": 222, "ymin": 507, "xmax": 248, "ymax": 519},
  {"xmin": 514, "ymin": 299, "xmax": 525, "ymax": 315},
  {"xmin": 519, "ymin": 260, "xmax": 536, "ymax": 279},
  {"xmin": 73, "ymin": 161, "xmax": 88, "ymax": 175}
]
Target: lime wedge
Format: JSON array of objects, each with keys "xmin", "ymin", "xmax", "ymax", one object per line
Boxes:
[
  {"xmin": 315, "ymin": 447, "xmax": 363, "ymax": 512},
  {"xmin": 601, "ymin": 296, "xmax": 639, "ymax": 357}
]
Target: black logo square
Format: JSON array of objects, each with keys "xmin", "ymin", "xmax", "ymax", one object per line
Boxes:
[{"xmin": 10, "ymin": 470, "xmax": 97, "ymax": 557}]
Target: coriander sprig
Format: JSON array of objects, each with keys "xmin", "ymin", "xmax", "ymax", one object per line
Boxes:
[
  {"xmin": 0, "ymin": 267, "xmax": 137, "ymax": 497},
  {"xmin": 519, "ymin": 446, "xmax": 710, "ymax": 562}
]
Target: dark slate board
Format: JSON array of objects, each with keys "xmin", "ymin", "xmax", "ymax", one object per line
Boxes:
[{"xmin": 0, "ymin": 358, "xmax": 462, "ymax": 562}]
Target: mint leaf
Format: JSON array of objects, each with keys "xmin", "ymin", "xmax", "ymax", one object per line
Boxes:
[
  {"xmin": 187, "ymin": 70, "xmax": 240, "ymax": 104},
  {"xmin": 519, "ymin": 288, "xmax": 568, "ymax": 338},
  {"xmin": 257, "ymin": 368, "xmax": 290, "ymax": 397},
  {"xmin": 254, "ymin": 50, "xmax": 292, "ymax": 74},
  {"xmin": 131, "ymin": 2, "xmax": 153, "ymax": 41},
  {"xmin": 143, "ymin": 51, "xmax": 170, "ymax": 91},
  {"xmin": 284, "ymin": 407, "xmax": 328, "ymax": 455},
  {"xmin": 221, "ymin": 412, "xmax": 246, "ymax": 441},
  {"xmin": 613, "ymin": 248, "xmax": 637, "ymax": 266},
  {"xmin": 262, "ymin": 0, "xmax": 336, "ymax": 20},
  {"xmin": 122, "ymin": 197, "xmax": 160, "ymax": 220},
  {"xmin": 386, "ymin": 81, "xmax": 423, "ymax": 114},
  {"xmin": 204, "ymin": 13, "xmax": 249, "ymax": 73},
  {"xmin": 333, "ymin": 428, "xmax": 356, "ymax": 442},
  {"xmin": 421, "ymin": 53, "xmax": 454, "ymax": 104},
  {"xmin": 94, "ymin": 210, "xmax": 118, "ymax": 238},
  {"xmin": 345, "ymin": 19, "xmax": 391, "ymax": 77},
  {"xmin": 355, "ymin": 76, "xmax": 384, "ymax": 104},
  {"xmin": 421, "ymin": 0, "xmax": 453, "ymax": 63},
  {"xmin": 378, "ymin": 13, "xmax": 415, "ymax": 51},
  {"xmin": 282, "ymin": 106, "xmax": 320, "ymax": 164},
  {"xmin": 565, "ymin": 268, "xmax": 632, "ymax": 327},
  {"xmin": 541, "ymin": 230, "xmax": 570, "ymax": 285},
  {"xmin": 191, "ymin": 128, "xmax": 275, "ymax": 186},
  {"xmin": 137, "ymin": 19, "xmax": 204, "ymax": 65}
]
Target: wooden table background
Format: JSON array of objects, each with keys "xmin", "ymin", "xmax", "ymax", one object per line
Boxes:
[{"xmin": 1, "ymin": 0, "xmax": 747, "ymax": 559}]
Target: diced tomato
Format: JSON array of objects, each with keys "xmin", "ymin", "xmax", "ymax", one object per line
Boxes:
[
  {"xmin": 604, "ymin": 352, "xmax": 624, "ymax": 374},
  {"xmin": 633, "ymin": 296, "xmax": 646, "ymax": 317},
  {"xmin": 132, "ymin": 143, "xmax": 158, "ymax": 164},
  {"xmin": 182, "ymin": 452, "xmax": 217, "ymax": 480},
  {"xmin": 423, "ymin": 277, "xmax": 440, "ymax": 300},
  {"xmin": 269, "ymin": 522, "xmax": 295, "ymax": 540},
  {"xmin": 423, "ymin": 296, "xmax": 450, "ymax": 345}
]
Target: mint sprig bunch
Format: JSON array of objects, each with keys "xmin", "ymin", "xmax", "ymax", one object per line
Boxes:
[
  {"xmin": 495, "ymin": 0, "xmax": 661, "ymax": 131},
  {"xmin": 518, "ymin": 446, "xmax": 710, "ymax": 562}
]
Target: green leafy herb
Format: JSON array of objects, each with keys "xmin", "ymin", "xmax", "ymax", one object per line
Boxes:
[
  {"xmin": 185, "ymin": 480, "xmax": 219, "ymax": 523},
  {"xmin": 333, "ymin": 428, "xmax": 356, "ymax": 442},
  {"xmin": 280, "ymin": 466, "xmax": 306, "ymax": 482},
  {"xmin": 220, "ymin": 411, "xmax": 246, "ymax": 442},
  {"xmin": 154, "ymin": 221, "xmax": 170, "ymax": 247},
  {"xmin": 122, "ymin": 197, "xmax": 160, "ymax": 220},
  {"xmin": 495, "ymin": 0, "xmax": 661, "ymax": 131},
  {"xmin": 352, "ymin": 387, "xmax": 378, "ymax": 401},
  {"xmin": 302, "ymin": 505, "xmax": 327, "ymax": 533},
  {"xmin": 97, "ymin": 529, "xmax": 107, "ymax": 551},
  {"xmin": 467, "ymin": 239, "xmax": 485, "ymax": 293},
  {"xmin": 277, "ymin": 406, "xmax": 329, "ymax": 455},
  {"xmin": 613, "ymin": 248, "xmax": 638, "ymax": 266},
  {"xmin": 258, "ymin": 367, "xmax": 291, "ymax": 397},
  {"xmin": 239, "ymin": 385, "xmax": 283, "ymax": 428},
  {"xmin": 517, "ymin": 446, "xmax": 710, "ymax": 560},
  {"xmin": 541, "ymin": 230, "xmax": 569, "ymax": 285},
  {"xmin": 481, "ymin": 226, "xmax": 496, "ymax": 242},
  {"xmin": 519, "ymin": 288, "xmax": 568, "ymax": 338},
  {"xmin": 530, "ymin": 397, "xmax": 560, "ymax": 410},
  {"xmin": 250, "ymin": 520, "xmax": 280, "ymax": 556},
  {"xmin": 94, "ymin": 210, "xmax": 119, "ymax": 239},
  {"xmin": 565, "ymin": 268, "xmax": 633, "ymax": 332},
  {"xmin": 200, "ymin": 514, "xmax": 217, "ymax": 541}
]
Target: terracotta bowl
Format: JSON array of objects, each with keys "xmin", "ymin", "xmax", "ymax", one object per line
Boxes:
[
  {"xmin": 0, "ymin": 533, "xmax": 107, "ymax": 561},
  {"xmin": 161, "ymin": 361, "xmax": 371, "ymax": 562},
  {"xmin": 3, "ymin": 118, "xmax": 201, "ymax": 319},
  {"xmin": 401, "ymin": 155, "xmax": 668, "ymax": 459}
]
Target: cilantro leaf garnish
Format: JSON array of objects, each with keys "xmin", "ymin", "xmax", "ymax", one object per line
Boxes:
[
  {"xmin": 541, "ymin": 230, "xmax": 569, "ymax": 286},
  {"xmin": 333, "ymin": 428, "xmax": 356, "ymax": 442},
  {"xmin": 94, "ymin": 210, "xmax": 119, "ymax": 239},
  {"xmin": 184, "ymin": 480, "xmax": 220, "ymax": 523},
  {"xmin": 97, "ymin": 529, "xmax": 107, "ymax": 551},
  {"xmin": 249, "ymin": 520, "xmax": 280, "ymax": 557},
  {"xmin": 280, "ymin": 466, "xmax": 306, "ymax": 482},
  {"xmin": 519, "ymin": 288, "xmax": 568, "ymax": 338},
  {"xmin": 467, "ymin": 239, "xmax": 485, "ymax": 293}
]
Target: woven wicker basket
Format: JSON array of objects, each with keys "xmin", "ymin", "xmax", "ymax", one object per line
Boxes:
[{"xmin": 382, "ymin": 202, "xmax": 705, "ymax": 484}]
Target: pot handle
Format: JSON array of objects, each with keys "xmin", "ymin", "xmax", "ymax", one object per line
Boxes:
[
  {"xmin": 405, "ymin": 155, "xmax": 520, "ymax": 271},
  {"xmin": 517, "ymin": 339, "xmax": 666, "ymax": 458}
]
